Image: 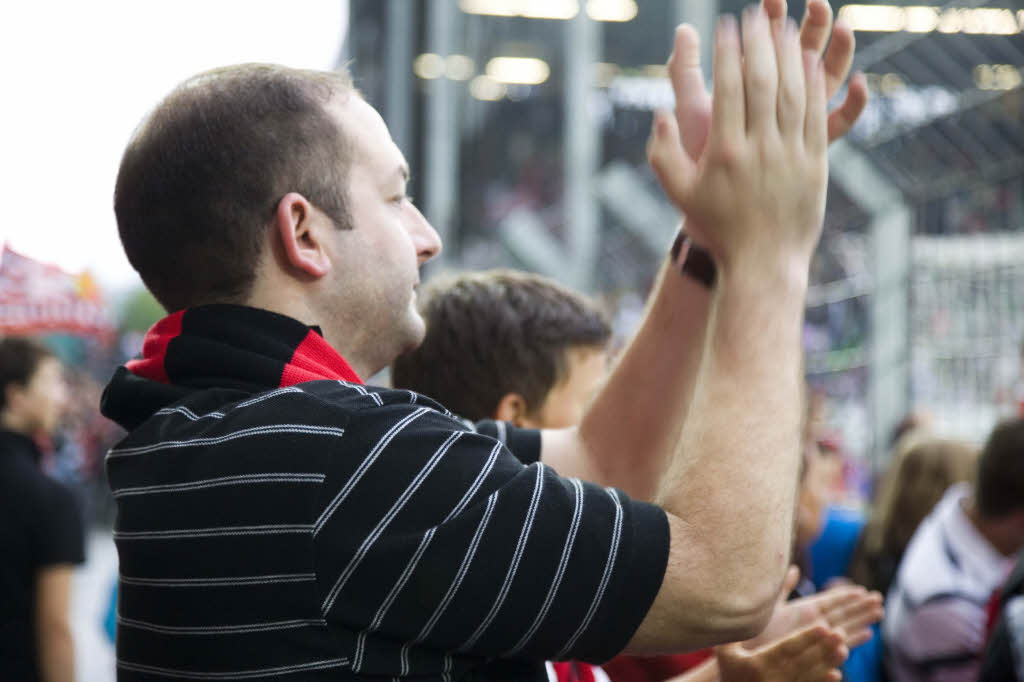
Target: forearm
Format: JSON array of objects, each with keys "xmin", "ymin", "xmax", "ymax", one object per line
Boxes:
[
  {"xmin": 37, "ymin": 623, "xmax": 75, "ymax": 682},
  {"xmin": 659, "ymin": 260, "xmax": 808, "ymax": 612},
  {"xmin": 576, "ymin": 239, "xmax": 712, "ymax": 499}
]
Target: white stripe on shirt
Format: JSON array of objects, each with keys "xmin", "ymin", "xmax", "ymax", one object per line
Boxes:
[
  {"xmin": 113, "ymin": 473, "xmax": 324, "ymax": 498},
  {"xmin": 116, "ymin": 657, "xmax": 348, "ymax": 680},
  {"xmin": 507, "ymin": 477, "xmax": 585, "ymax": 656},
  {"xmin": 321, "ymin": 430, "xmax": 463, "ymax": 613},
  {"xmin": 117, "ymin": 615, "xmax": 325, "ymax": 636},
  {"xmin": 556, "ymin": 487, "xmax": 624, "ymax": 658},
  {"xmin": 119, "ymin": 573, "xmax": 316, "ymax": 588},
  {"xmin": 313, "ymin": 407, "xmax": 430, "ymax": 535},
  {"xmin": 442, "ymin": 441, "xmax": 502, "ymax": 523},
  {"xmin": 108, "ymin": 424, "xmax": 345, "ymax": 459},
  {"xmin": 413, "ymin": 493, "xmax": 498, "ymax": 644},
  {"xmin": 459, "ymin": 463, "xmax": 546, "ymax": 652},
  {"xmin": 114, "ymin": 524, "xmax": 312, "ymax": 540},
  {"xmin": 155, "ymin": 406, "xmax": 225, "ymax": 421}
]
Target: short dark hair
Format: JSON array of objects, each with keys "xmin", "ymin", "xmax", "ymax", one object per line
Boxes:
[
  {"xmin": 114, "ymin": 63, "xmax": 357, "ymax": 312},
  {"xmin": 977, "ymin": 418, "xmax": 1024, "ymax": 518},
  {"xmin": 0, "ymin": 337, "xmax": 55, "ymax": 411},
  {"xmin": 391, "ymin": 270, "xmax": 612, "ymax": 421}
]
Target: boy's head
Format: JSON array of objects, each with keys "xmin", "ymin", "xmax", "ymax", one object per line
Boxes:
[
  {"xmin": 976, "ymin": 418, "xmax": 1024, "ymax": 521},
  {"xmin": 391, "ymin": 270, "xmax": 611, "ymax": 428},
  {"xmin": 0, "ymin": 337, "xmax": 67, "ymax": 437}
]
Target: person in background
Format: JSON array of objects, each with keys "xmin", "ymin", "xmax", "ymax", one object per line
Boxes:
[
  {"xmin": 0, "ymin": 336, "xmax": 84, "ymax": 682},
  {"xmin": 393, "ymin": 269, "xmax": 883, "ymax": 682},
  {"xmin": 884, "ymin": 419, "xmax": 1024, "ymax": 682},
  {"xmin": 847, "ymin": 437, "xmax": 978, "ymax": 598},
  {"xmin": 831, "ymin": 437, "xmax": 977, "ymax": 682}
]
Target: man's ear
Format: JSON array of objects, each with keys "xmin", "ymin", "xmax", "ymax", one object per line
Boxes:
[
  {"xmin": 493, "ymin": 392, "xmax": 533, "ymax": 427},
  {"xmin": 274, "ymin": 192, "xmax": 331, "ymax": 278}
]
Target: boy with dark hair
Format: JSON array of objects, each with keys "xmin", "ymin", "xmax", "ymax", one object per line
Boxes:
[
  {"xmin": 0, "ymin": 336, "xmax": 83, "ymax": 682},
  {"xmin": 392, "ymin": 269, "xmax": 612, "ymax": 428}
]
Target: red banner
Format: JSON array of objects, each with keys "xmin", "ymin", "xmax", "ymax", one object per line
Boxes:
[{"xmin": 0, "ymin": 244, "xmax": 115, "ymax": 339}]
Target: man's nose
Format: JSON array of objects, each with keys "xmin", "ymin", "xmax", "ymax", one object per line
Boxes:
[{"xmin": 409, "ymin": 205, "xmax": 443, "ymax": 265}]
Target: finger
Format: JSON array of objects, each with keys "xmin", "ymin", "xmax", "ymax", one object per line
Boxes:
[
  {"xmin": 827, "ymin": 71, "xmax": 869, "ymax": 141},
  {"xmin": 742, "ymin": 5, "xmax": 779, "ymax": 133},
  {"xmin": 763, "ymin": 0, "xmax": 787, "ymax": 22},
  {"xmin": 798, "ymin": 659, "xmax": 844, "ymax": 682},
  {"xmin": 804, "ymin": 50, "xmax": 828, "ymax": 154},
  {"xmin": 669, "ymin": 24, "xmax": 713, "ymax": 159},
  {"xmin": 832, "ymin": 590, "xmax": 883, "ymax": 624},
  {"xmin": 822, "ymin": 19, "xmax": 855, "ymax": 99},
  {"xmin": 800, "ymin": 0, "xmax": 834, "ymax": 57},
  {"xmin": 832, "ymin": 594, "xmax": 884, "ymax": 645},
  {"xmin": 776, "ymin": 17, "xmax": 805, "ymax": 137},
  {"xmin": 756, "ymin": 623, "xmax": 845, "ymax": 682},
  {"xmin": 844, "ymin": 626, "xmax": 875, "ymax": 649},
  {"xmin": 765, "ymin": 0, "xmax": 787, "ymax": 39},
  {"xmin": 648, "ymin": 110, "xmax": 698, "ymax": 207},
  {"xmin": 790, "ymin": 626, "xmax": 847, "ymax": 669},
  {"xmin": 771, "ymin": 622, "xmax": 831, "ymax": 658},
  {"xmin": 711, "ymin": 14, "xmax": 745, "ymax": 140},
  {"xmin": 780, "ymin": 564, "xmax": 801, "ymax": 603},
  {"xmin": 715, "ymin": 641, "xmax": 746, "ymax": 659},
  {"xmin": 808, "ymin": 585, "xmax": 864, "ymax": 619}
]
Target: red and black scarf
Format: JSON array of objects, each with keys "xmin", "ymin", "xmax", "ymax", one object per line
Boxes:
[{"xmin": 103, "ymin": 305, "xmax": 362, "ymax": 430}]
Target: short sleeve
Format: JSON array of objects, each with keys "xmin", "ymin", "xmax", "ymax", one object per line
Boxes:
[
  {"xmin": 474, "ymin": 419, "xmax": 541, "ymax": 465},
  {"xmin": 35, "ymin": 479, "xmax": 86, "ymax": 567},
  {"xmin": 313, "ymin": 404, "xmax": 668, "ymax": 674}
]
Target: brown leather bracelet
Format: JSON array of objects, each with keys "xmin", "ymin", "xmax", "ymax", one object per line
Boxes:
[
  {"xmin": 682, "ymin": 242, "xmax": 716, "ymax": 288},
  {"xmin": 669, "ymin": 230, "xmax": 716, "ymax": 289}
]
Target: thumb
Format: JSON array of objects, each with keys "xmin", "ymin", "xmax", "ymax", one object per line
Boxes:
[
  {"xmin": 714, "ymin": 641, "xmax": 748, "ymax": 664},
  {"xmin": 781, "ymin": 565, "xmax": 801, "ymax": 602},
  {"xmin": 648, "ymin": 109, "xmax": 697, "ymax": 209}
]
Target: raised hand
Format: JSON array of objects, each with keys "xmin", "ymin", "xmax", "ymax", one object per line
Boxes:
[
  {"xmin": 672, "ymin": 0, "xmax": 868, "ymax": 162},
  {"xmin": 648, "ymin": 7, "xmax": 829, "ymax": 272},
  {"xmin": 804, "ymin": 584, "xmax": 885, "ymax": 648},
  {"xmin": 745, "ymin": 577, "xmax": 885, "ymax": 651}
]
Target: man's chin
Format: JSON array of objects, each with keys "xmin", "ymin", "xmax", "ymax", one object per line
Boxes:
[{"xmin": 404, "ymin": 320, "xmax": 427, "ymax": 352}]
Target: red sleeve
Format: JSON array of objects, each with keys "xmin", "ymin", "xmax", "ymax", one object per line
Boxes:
[{"xmin": 602, "ymin": 651, "xmax": 713, "ymax": 682}]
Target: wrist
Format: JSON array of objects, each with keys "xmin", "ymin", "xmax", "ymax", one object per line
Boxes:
[{"xmin": 717, "ymin": 248, "xmax": 810, "ymax": 297}]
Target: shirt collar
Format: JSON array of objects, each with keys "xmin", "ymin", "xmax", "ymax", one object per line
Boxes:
[{"xmin": 939, "ymin": 483, "xmax": 1016, "ymax": 587}]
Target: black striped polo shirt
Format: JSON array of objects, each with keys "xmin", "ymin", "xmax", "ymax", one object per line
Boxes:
[{"xmin": 101, "ymin": 305, "xmax": 669, "ymax": 681}]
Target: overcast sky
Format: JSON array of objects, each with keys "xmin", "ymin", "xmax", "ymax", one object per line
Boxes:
[{"xmin": 1, "ymin": 1, "xmax": 348, "ymax": 294}]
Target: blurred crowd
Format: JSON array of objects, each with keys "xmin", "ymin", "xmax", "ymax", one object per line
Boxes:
[
  {"xmin": 4, "ymin": 282, "xmax": 1024, "ymax": 681},
  {"xmin": 4, "ymin": 0, "xmax": 1024, "ymax": 680}
]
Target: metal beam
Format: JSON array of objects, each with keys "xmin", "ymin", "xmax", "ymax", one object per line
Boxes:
[
  {"xmin": 424, "ymin": 0, "xmax": 458, "ymax": 268},
  {"xmin": 564, "ymin": 6, "xmax": 601, "ymax": 290},
  {"xmin": 830, "ymin": 139, "xmax": 912, "ymax": 469},
  {"xmin": 860, "ymin": 86, "xmax": 1020, "ymax": 148},
  {"xmin": 385, "ymin": 0, "xmax": 414, "ymax": 155},
  {"xmin": 851, "ymin": 0, "xmax": 991, "ymax": 72}
]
